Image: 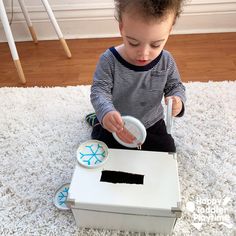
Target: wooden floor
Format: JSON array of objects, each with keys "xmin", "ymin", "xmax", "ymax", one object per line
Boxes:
[{"xmin": 0, "ymin": 32, "xmax": 236, "ymax": 87}]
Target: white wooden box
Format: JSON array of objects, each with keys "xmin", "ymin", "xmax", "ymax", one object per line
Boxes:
[{"xmin": 67, "ymin": 149, "xmax": 182, "ymax": 234}]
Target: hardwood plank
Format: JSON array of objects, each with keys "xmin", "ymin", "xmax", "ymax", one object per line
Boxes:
[{"xmin": 0, "ymin": 33, "xmax": 235, "ymax": 87}]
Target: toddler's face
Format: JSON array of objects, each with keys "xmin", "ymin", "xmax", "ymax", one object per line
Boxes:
[{"xmin": 119, "ymin": 13, "xmax": 174, "ymax": 66}]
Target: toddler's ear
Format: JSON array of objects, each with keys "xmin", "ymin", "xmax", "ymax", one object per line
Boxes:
[{"xmin": 119, "ymin": 22, "xmax": 123, "ymax": 34}]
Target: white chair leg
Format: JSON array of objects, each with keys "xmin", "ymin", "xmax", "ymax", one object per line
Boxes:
[
  {"xmin": 18, "ymin": 0, "xmax": 38, "ymax": 44},
  {"xmin": 41, "ymin": 0, "xmax": 72, "ymax": 58},
  {"xmin": 0, "ymin": 0, "xmax": 26, "ymax": 84}
]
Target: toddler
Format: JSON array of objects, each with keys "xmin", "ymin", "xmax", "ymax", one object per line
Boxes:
[{"xmin": 87, "ymin": 0, "xmax": 186, "ymax": 152}]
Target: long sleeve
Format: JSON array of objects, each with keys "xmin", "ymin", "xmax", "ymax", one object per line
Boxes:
[
  {"xmin": 164, "ymin": 52, "xmax": 186, "ymax": 117},
  {"xmin": 90, "ymin": 54, "xmax": 116, "ymax": 123}
]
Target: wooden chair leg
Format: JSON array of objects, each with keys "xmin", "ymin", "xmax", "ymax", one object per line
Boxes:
[
  {"xmin": 41, "ymin": 0, "xmax": 72, "ymax": 58},
  {"xmin": 14, "ymin": 59, "xmax": 26, "ymax": 84},
  {"xmin": 59, "ymin": 38, "xmax": 72, "ymax": 59},
  {"xmin": 0, "ymin": 0, "xmax": 26, "ymax": 84},
  {"xmin": 28, "ymin": 26, "xmax": 38, "ymax": 44},
  {"xmin": 18, "ymin": 0, "xmax": 38, "ymax": 44}
]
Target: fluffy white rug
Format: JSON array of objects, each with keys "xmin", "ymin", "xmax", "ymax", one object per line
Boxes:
[{"xmin": 0, "ymin": 82, "xmax": 235, "ymax": 236}]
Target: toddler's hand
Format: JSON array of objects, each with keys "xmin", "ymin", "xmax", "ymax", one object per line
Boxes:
[
  {"xmin": 116, "ymin": 126, "xmax": 136, "ymax": 144},
  {"xmin": 102, "ymin": 111, "xmax": 136, "ymax": 144},
  {"xmin": 165, "ymin": 96, "xmax": 182, "ymax": 117},
  {"xmin": 102, "ymin": 111, "xmax": 124, "ymax": 133}
]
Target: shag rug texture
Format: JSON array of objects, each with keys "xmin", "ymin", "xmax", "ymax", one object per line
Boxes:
[{"xmin": 0, "ymin": 81, "xmax": 235, "ymax": 236}]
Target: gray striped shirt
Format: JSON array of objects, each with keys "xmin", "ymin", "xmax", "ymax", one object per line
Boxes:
[{"xmin": 91, "ymin": 47, "xmax": 186, "ymax": 129}]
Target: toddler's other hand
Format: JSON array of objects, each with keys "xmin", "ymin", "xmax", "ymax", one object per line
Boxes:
[
  {"xmin": 102, "ymin": 111, "xmax": 124, "ymax": 133},
  {"xmin": 165, "ymin": 96, "xmax": 182, "ymax": 117}
]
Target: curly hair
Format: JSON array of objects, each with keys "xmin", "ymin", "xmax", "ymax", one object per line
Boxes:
[{"xmin": 114, "ymin": 0, "xmax": 185, "ymax": 24}]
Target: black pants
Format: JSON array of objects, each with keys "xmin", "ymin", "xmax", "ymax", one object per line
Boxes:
[{"xmin": 91, "ymin": 119, "xmax": 176, "ymax": 152}]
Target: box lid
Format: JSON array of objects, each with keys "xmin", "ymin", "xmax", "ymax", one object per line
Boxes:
[{"xmin": 68, "ymin": 149, "xmax": 181, "ymax": 217}]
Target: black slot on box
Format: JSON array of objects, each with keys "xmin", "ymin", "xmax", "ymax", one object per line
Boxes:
[{"xmin": 100, "ymin": 170, "xmax": 144, "ymax": 184}]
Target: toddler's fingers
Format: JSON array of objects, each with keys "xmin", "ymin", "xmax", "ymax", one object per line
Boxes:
[
  {"xmin": 173, "ymin": 96, "xmax": 181, "ymax": 104},
  {"xmin": 104, "ymin": 121, "xmax": 117, "ymax": 133},
  {"xmin": 116, "ymin": 131, "xmax": 133, "ymax": 144},
  {"xmin": 122, "ymin": 127, "xmax": 136, "ymax": 141},
  {"xmin": 172, "ymin": 109, "xmax": 179, "ymax": 117},
  {"xmin": 112, "ymin": 112, "xmax": 124, "ymax": 130},
  {"xmin": 116, "ymin": 127, "xmax": 136, "ymax": 144},
  {"xmin": 112, "ymin": 112, "xmax": 123, "ymax": 125},
  {"xmin": 172, "ymin": 103, "xmax": 182, "ymax": 117},
  {"xmin": 103, "ymin": 116, "xmax": 118, "ymax": 133}
]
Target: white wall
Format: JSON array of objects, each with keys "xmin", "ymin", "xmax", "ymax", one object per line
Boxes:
[{"xmin": 0, "ymin": 0, "xmax": 236, "ymax": 42}]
